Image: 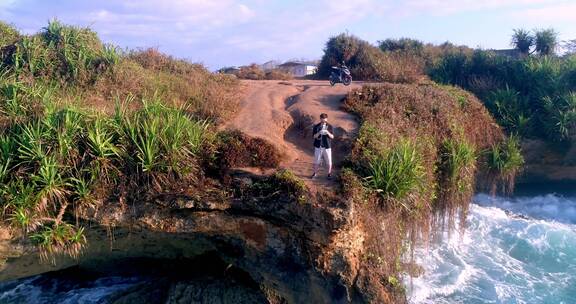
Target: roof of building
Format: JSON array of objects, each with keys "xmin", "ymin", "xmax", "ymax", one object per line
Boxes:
[
  {"xmin": 278, "ymin": 61, "xmax": 317, "ymax": 67},
  {"xmin": 490, "ymin": 48, "xmax": 524, "ymax": 58}
]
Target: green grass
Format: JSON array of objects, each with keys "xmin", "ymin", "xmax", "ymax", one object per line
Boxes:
[
  {"xmin": 363, "ymin": 139, "xmax": 425, "ymax": 210},
  {"xmin": 485, "ymin": 135, "xmax": 524, "ymax": 193},
  {"xmin": 486, "ymin": 135, "xmax": 524, "ymax": 175},
  {"xmin": 273, "ymin": 169, "xmax": 308, "ymax": 204},
  {"xmin": 0, "ymin": 21, "xmax": 20, "ymax": 45},
  {"xmin": 0, "ymin": 19, "xmax": 246, "ymax": 261},
  {"xmin": 117, "ymin": 99, "xmax": 210, "ymax": 176},
  {"xmin": 0, "ymin": 97, "xmax": 214, "ymax": 257},
  {"xmin": 2, "ymin": 19, "xmax": 114, "ymax": 85},
  {"xmin": 428, "ymin": 47, "xmax": 576, "ymax": 143},
  {"xmin": 440, "ymin": 138, "xmax": 476, "ymax": 186},
  {"xmin": 30, "ymin": 223, "xmax": 86, "ymax": 261}
]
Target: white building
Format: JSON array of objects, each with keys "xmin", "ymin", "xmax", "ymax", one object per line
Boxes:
[
  {"xmin": 260, "ymin": 60, "xmax": 280, "ymax": 71},
  {"xmin": 278, "ymin": 61, "xmax": 317, "ymax": 77}
]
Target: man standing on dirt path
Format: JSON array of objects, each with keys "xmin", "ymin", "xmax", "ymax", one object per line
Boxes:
[{"xmin": 311, "ymin": 113, "xmax": 334, "ymax": 180}]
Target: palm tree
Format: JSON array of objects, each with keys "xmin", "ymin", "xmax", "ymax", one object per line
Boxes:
[
  {"xmin": 534, "ymin": 28, "xmax": 559, "ymax": 56},
  {"xmin": 563, "ymin": 39, "xmax": 576, "ymax": 55},
  {"xmin": 511, "ymin": 29, "xmax": 533, "ymax": 55}
]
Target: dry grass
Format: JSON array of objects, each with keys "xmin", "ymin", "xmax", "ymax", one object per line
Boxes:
[
  {"xmin": 233, "ymin": 64, "xmax": 293, "ymax": 80},
  {"xmin": 317, "ymin": 33, "xmax": 425, "ymax": 83},
  {"xmin": 93, "ymin": 50, "xmax": 241, "ymax": 124},
  {"xmin": 0, "ymin": 21, "xmax": 245, "ymax": 260},
  {"xmin": 265, "ymin": 69, "xmax": 293, "ymax": 80},
  {"xmin": 210, "ymin": 129, "xmax": 282, "ymax": 174},
  {"xmin": 340, "ymin": 82, "xmax": 509, "ymax": 287},
  {"xmin": 236, "ymin": 64, "xmax": 266, "ymax": 80}
]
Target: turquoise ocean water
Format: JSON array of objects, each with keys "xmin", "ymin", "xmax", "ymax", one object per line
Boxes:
[{"xmin": 408, "ymin": 192, "xmax": 576, "ymax": 304}]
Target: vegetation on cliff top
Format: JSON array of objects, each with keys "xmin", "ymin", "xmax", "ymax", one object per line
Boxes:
[
  {"xmin": 319, "ymin": 30, "xmax": 575, "ymax": 147},
  {"xmin": 0, "ymin": 20, "xmax": 282, "ymax": 260},
  {"xmin": 339, "ymin": 82, "xmax": 522, "ymax": 294},
  {"xmin": 1, "ymin": 19, "xmax": 527, "ymax": 303},
  {"xmin": 317, "ymin": 33, "xmax": 424, "ymax": 83}
]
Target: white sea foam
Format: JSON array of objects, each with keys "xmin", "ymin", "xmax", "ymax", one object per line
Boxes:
[
  {"xmin": 407, "ymin": 193, "xmax": 576, "ymax": 304},
  {"xmin": 474, "ymin": 193, "xmax": 576, "ymax": 224}
]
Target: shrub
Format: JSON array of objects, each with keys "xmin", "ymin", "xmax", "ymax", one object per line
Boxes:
[
  {"xmin": 511, "ymin": 28, "xmax": 533, "ymax": 55},
  {"xmin": 236, "ymin": 64, "xmax": 266, "ymax": 80},
  {"xmin": 238, "ymin": 169, "xmax": 308, "ymax": 204},
  {"xmin": 427, "ymin": 44, "xmax": 576, "ymax": 143},
  {"xmin": 437, "ymin": 138, "xmax": 477, "ymax": 226},
  {"xmin": 212, "ymin": 130, "xmax": 282, "ymax": 173},
  {"xmin": 485, "ymin": 135, "xmax": 524, "ymax": 194},
  {"xmin": 30, "ymin": 223, "xmax": 86, "ymax": 262},
  {"xmin": 0, "ymin": 19, "xmax": 246, "ymax": 262},
  {"xmin": 363, "ymin": 139, "xmax": 426, "ymax": 210},
  {"xmin": 128, "ymin": 48, "xmax": 205, "ymax": 76},
  {"xmin": 485, "ymin": 86, "xmax": 533, "ymax": 136},
  {"xmin": 272, "ymin": 169, "xmax": 308, "ymax": 204},
  {"xmin": 534, "ymin": 28, "xmax": 559, "ymax": 56},
  {"xmin": 541, "ymin": 93, "xmax": 576, "ymax": 141},
  {"xmin": 440, "ymin": 138, "xmax": 476, "ymax": 185},
  {"xmin": 265, "ymin": 69, "xmax": 293, "ymax": 80},
  {"xmin": 317, "ymin": 33, "xmax": 423, "ymax": 83},
  {"xmin": 0, "ymin": 21, "xmax": 20, "ymax": 46},
  {"xmin": 102, "ymin": 50, "xmax": 240, "ymax": 124},
  {"xmin": 1, "ymin": 19, "xmax": 116, "ymax": 85},
  {"xmin": 340, "ymin": 82, "xmax": 509, "ymax": 291},
  {"xmin": 378, "ymin": 38, "xmax": 424, "ymax": 55}
]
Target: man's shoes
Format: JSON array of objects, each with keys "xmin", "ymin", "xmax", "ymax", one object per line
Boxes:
[
  {"xmin": 327, "ymin": 173, "xmax": 332, "ymax": 180},
  {"xmin": 311, "ymin": 172, "xmax": 317, "ymax": 179}
]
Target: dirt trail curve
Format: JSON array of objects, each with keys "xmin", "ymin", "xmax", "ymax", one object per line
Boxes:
[{"xmin": 224, "ymin": 80, "xmax": 363, "ymax": 191}]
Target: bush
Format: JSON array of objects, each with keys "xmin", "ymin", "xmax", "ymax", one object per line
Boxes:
[
  {"xmin": 317, "ymin": 33, "xmax": 424, "ymax": 83},
  {"xmin": 440, "ymin": 138, "xmax": 476, "ymax": 185},
  {"xmin": 378, "ymin": 38, "xmax": 424, "ymax": 55},
  {"xmin": 0, "ymin": 19, "xmax": 245, "ymax": 261},
  {"xmin": 236, "ymin": 64, "xmax": 266, "ymax": 80},
  {"xmin": 1, "ymin": 19, "xmax": 117, "ymax": 85},
  {"xmin": 0, "ymin": 21, "xmax": 20, "ymax": 46},
  {"xmin": 116, "ymin": 99, "xmax": 209, "ymax": 177},
  {"xmin": 485, "ymin": 86, "xmax": 533, "ymax": 136},
  {"xmin": 212, "ymin": 130, "xmax": 282, "ymax": 172},
  {"xmin": 265, "ymin": 69, "xmax": 293, "ymax": 80},
  {"xmin": 238, "ymin": 169, "xmax": 308, "ymax": 204},
  {"xmin": 363, "ymin": 139, "xmax": 426, "ymax": 210},
  {"xmin": 485, "ymin": 135, "xmax": 524, "ymax": 193},
  {"xmin": 128, "ymin": 48, "xmax": 205, "ymax": 76},
  {"xmin": 437, "ymin": 138, "xmax": 477, "ymax": 221},
  {"xmin": 339, "ymin": 83, "xmax": 512, "ymax": 289},
  {"xmin": 342, "ymin": 83, "xmax": 508, "ymax": 225},
  {"xmin": 428, "ymin": 45, "xmax": 576, "ymax": 143}
]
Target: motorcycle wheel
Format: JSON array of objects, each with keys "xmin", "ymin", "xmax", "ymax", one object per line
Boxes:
[{"xmin": 343, "ymin": 76, "xmax": 352, "ymax": 86}]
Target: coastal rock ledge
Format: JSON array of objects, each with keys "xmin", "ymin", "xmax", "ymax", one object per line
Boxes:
[{"xmin": 0, "ymin": 170, "xmax": 400, "ymax": 304}]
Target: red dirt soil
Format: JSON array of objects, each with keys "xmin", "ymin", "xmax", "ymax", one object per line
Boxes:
[{"xmin": 224, "ymin": 80, "xmax": 364, "ymax": 190}]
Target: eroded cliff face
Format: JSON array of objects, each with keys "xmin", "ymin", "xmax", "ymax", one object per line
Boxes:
[
  {"xmin": 519, "ymin": 139, "xmax": 576, "ymax": 184},
  {"xmin": 0, "ymin": 170, "xmax": 402, "ymax": 304}
]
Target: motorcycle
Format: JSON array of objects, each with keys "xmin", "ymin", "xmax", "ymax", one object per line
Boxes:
[{"xmin": 329, "ymin": 65, "xmax": 352, "ymax": 86}]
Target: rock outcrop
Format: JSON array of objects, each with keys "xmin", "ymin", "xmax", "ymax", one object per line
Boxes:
[
  {"xmin": 519, "ymin": 139, "xmax": 576, "ymax": 184},
  {"xmin": 0, "ymin": 170, "xmax": 400, "ymax": 303}
]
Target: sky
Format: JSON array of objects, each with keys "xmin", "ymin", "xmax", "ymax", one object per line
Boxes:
[{"xmin": 1, "ymin": 0, "xmax": 576, "ymax": 70}]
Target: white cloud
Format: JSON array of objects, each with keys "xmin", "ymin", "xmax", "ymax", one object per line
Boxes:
[
  {"xmin": 0, "ymin": 0, "xmax": 17, "ymax": 8},
  {"xmin": 116, "ymin": 0, "xmax": 255, "ymax": 24},
  {"xmin": 390, "ymin": 0, "xmax": 563, "ymax": 16},
  {"xmin": 3, "ymin": 0, "xmax": 576, "ymax": 69},
  {"xmin": 0, "ymin": 0, "xmax": 17, "ymax": 18},
  {"xmin": 509, "ymin": 2, "xmax": 576, "ymax": 22}
]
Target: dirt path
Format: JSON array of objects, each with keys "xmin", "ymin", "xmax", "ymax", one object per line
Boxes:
[{"xmin": 224, "ymin": 80, "xmax": 363, "ymax": 191}]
